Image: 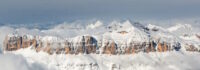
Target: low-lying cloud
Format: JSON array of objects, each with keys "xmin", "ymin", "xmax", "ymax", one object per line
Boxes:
[{"xmin": 0, "ymin": 54, "xmax": 47, "ymax": 70}]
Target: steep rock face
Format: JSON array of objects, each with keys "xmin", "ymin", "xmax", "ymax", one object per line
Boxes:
[
  {"xmin": 4, "ymin": 35, "xmax": 21, "ymax": 51},
  {"xmin": 145, "ymin": 41, "xmax": 156, "ymax": 53},
  {"xmin": 3, "ymin": 35, "xmax": 36, "ymax": 51},
  {"xmin": 84, "ymin": 36, "xmax": 97, "ymax": 54},
  {"xmin": 70, "ymin": 36, "xmax": 98, "ymax": 54},
  {"xmin": 102, "ymin": 41, "xmax": 117, "ymax": 54},
  {"xmin": 31, "ymin": 35, "xmax": 98, "ymax": 54},
  {"xmin": 122, "ymin": 42, "xmax": 147, "ymax": 54},
  {"xmin": 3, "ymin": 34, "xmax": 198, "ymax": 55},
  {"xmin": 63, "ymin": 41, "xmax": 71, "ymax": 54},
  {"xmin": 157, "ymin": 42, "xmax": 171, "ymax": 52}
]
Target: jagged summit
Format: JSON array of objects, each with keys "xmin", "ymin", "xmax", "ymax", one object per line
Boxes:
[
  {"xmin": 105, "ymin": 21, "xmax": 148, "ymax": 43},
  {"xmin": 147, "ymin": 24, "xmax": 179, "ymax": 42}
]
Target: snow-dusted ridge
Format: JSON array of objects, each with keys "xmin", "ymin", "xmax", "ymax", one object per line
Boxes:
[
  {"xmin": 1, "ymin": 20, "xmax": 200, "ymax": 70},
  {"xmin": 3, "ymin": 20, "xmax": 200, "ymax": 55}
]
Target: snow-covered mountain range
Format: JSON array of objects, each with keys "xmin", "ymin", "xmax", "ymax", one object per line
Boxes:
[
  {"xmin": 3, "ymin": 20, "xmax": 200, "ymax": 54},
  {"xmin": 0, "ymin": 20, "xmax": 200, "ymax": 70}
]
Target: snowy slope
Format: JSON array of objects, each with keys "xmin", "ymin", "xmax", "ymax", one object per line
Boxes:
[
  {"xmin": 103, "ymin": 20, "xmax": 149, "ymax": 45},
  {"xmin": 147, "ymin": 23, "xmax": 200, "ymax": 50},
  {"xmin": 167, "ymin": 24, "xmax": 200, "ymax": 49}
]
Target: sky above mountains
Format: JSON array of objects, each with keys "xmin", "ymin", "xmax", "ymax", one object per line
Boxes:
[{"xmin": 0, "ymin": 0, "xmax": 200, "ymax": 24}]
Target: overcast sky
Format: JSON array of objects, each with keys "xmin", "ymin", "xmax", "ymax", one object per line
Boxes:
[{"xmin": 0, "ymin": 0, "xmax": 200, "ymax": 24}]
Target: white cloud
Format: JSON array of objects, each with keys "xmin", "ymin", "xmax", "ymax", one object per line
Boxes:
[{"xmin": 0, "ymin": 54, "xmax": 47, "ymax": 70}]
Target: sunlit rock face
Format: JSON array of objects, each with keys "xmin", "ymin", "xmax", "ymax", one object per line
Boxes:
[
  {"xmin": 3, "ymin": 35, "xmax": 36, "ymax": 51},
  {"xmin": 102, "ymin": 40, "xmax": 117, "ymax": 54},
  {"xmin": 157, "ymin": 42, "xmax": 172, "ymax": 52},
  {"xmin": 145, "ymin": 41, "xmax": 156, "ymax": 53},
  {"xmin": 3, "ymin": 35, "xmax": 20, "ymax": 51},
  {"xmin": 84, "ymin": 36, "xmax": 97, "ymax": 54},
  {"xmin": 3, "ymin": 34, "xmax": 199, "ymax": 55}
]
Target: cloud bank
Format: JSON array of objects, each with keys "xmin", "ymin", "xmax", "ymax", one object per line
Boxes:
[{"xmin": 0, "ymin": 0, "xmax": 200, "ymax": 24}]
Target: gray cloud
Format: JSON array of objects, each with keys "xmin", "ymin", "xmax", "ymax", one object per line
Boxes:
[{"xmin": 0, "ymin": 0, "xmax": 200, "ymax": 24}]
